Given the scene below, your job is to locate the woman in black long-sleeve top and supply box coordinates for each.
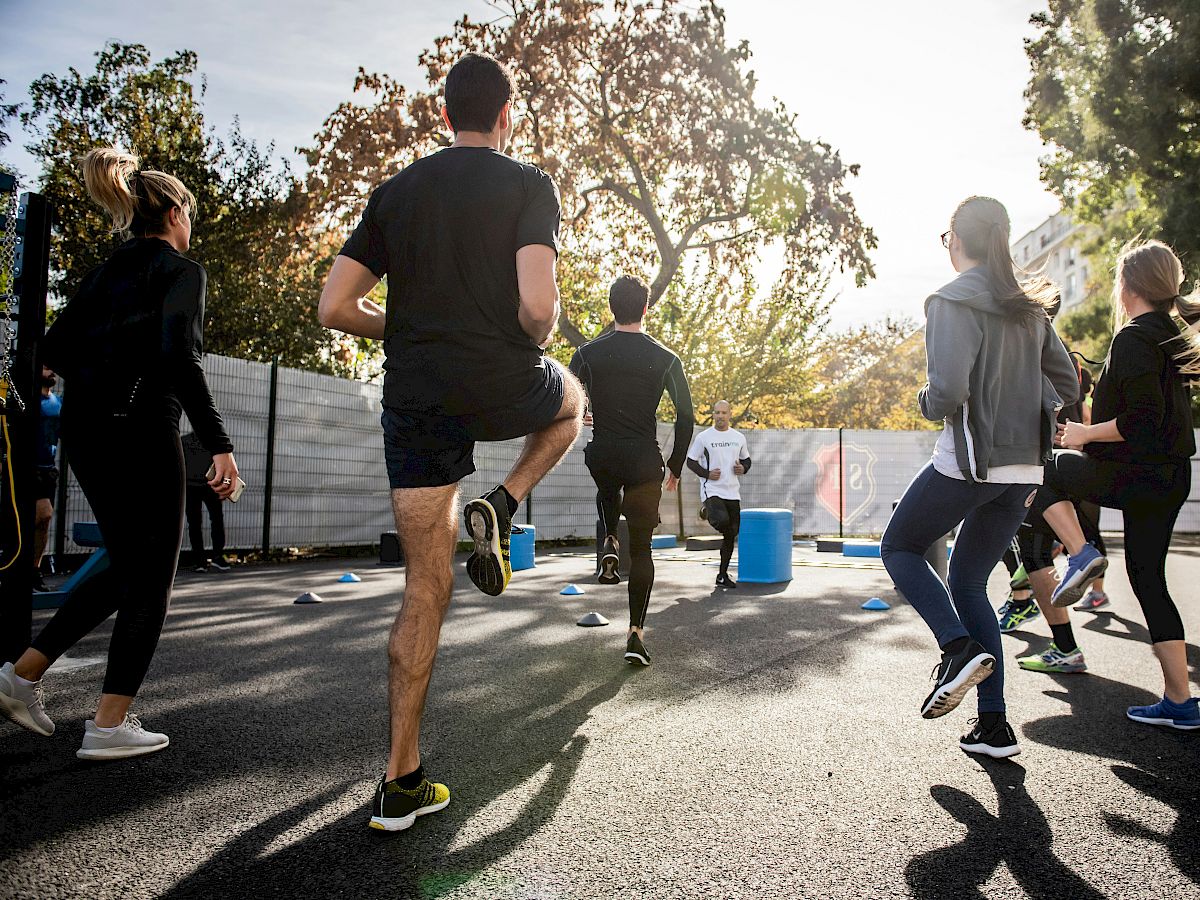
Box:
[0,148,239,759]
[1029,239,1199,731]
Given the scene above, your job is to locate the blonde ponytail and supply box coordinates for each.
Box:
[1114,239,1200,378]
[80,147,197,237]
[82,147,140,233]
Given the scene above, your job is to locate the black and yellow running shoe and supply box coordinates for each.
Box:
[464,487,513,596]
[369,775,450,832]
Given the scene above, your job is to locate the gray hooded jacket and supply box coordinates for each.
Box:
[919,266,1079,482]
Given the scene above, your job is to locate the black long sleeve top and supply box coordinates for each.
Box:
[42,238,233,454]
[1086,310,1195,464]
[568,330,695,477]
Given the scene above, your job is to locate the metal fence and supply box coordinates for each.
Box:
[48,353,1200,555]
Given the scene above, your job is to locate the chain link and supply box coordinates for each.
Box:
[0,166,24,412]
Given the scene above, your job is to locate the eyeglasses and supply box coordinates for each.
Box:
[940,230,952,249]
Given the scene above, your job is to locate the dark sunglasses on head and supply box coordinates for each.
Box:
[940,230,952,249]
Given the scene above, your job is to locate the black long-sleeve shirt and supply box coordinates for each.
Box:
[42,238,233,454]
[1086,310,1195,464]
[568,330,694,476]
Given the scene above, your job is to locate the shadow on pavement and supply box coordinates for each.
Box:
[906,761,1105,899]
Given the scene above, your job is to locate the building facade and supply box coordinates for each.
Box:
[1010,211,1092,313]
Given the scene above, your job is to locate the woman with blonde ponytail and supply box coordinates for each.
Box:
[0,148,239,759]
[881,196,1079,760]
[1028,239,1199,731]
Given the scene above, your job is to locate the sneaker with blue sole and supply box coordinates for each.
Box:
[997,597,1041,634]
[1051,543,1107,608]
[1127,697,1200,731]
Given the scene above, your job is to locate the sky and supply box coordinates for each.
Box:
[0,0,1059,328]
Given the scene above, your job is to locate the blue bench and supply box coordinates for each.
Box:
[32,522,109,610]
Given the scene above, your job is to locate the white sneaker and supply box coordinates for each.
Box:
[0,661,55,736]
[77,714,169,760]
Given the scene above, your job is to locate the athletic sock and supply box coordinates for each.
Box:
[1050,622,1078,653]
[1010,593,1034,608]
[395,765,425,790]
[942,636,971,656]
[496,485,519,517]
[978,711,1006,732]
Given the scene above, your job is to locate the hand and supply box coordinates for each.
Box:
[733,462,745,476]
[209,452,240,500]
[708,468,722,481]
[665,472,679,492]
[582,411,593,426]
[1058,421,1090,451]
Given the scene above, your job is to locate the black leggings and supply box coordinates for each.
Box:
[32,417,185,696]
[705,497,741,575]
[585,439,663,628]
[186,482,225,562]
[1017,500,1105,573]
[1029,450,1190,642]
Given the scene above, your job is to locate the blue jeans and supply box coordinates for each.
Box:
[881,463,1037,714]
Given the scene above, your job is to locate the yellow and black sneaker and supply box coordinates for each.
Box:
[369,774,450,832]
[464,486,513,596]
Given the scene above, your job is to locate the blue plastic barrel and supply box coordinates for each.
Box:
[510,525,536,571]
[736,508,793,583]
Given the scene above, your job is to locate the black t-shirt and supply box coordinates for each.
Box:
[339,147,561,415]
[1086,311,1196,464]
[568,331,695,477]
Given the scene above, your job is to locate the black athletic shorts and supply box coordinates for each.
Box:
[382,358,565,489]
[35,466,58,501]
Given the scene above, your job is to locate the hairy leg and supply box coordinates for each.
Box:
[503,360,585,502]
[386,484,459,780]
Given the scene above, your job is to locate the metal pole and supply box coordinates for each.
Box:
[1,192,51,664]
[525,489,532,525]
[261,355,279,555]
[837,427,844,539]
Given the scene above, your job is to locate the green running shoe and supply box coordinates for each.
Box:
[1017,643,1087,674]
[997,597,1040,633]
[1009,564,1030,592]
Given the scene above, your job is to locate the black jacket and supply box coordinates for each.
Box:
[42,238,232,454]
[1087,311,1195,464]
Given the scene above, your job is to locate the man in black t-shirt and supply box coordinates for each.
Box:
[317,52,584,834]
[569,276,694,667]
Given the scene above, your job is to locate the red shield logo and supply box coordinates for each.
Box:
[812,441,878,528]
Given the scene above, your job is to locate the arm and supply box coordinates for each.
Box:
[516,245,559,346]
[161,263,239,498]
[1059,417,1122,450]
[318,256,385,340]
[1059,330,1161,450]
[733,434,750,475]
[663,357,695,478]
[685,457,710,479]
[1041,323,1080,409]
[918,297,983,421]
[569,349,592,426]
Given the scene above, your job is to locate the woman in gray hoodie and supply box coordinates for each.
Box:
[881,196,1078,759]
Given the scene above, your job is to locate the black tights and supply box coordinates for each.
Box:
[1029,450,1190,643]
[31,417,185,696]
[185,482,225,562]
[586,440,664,629]
[704,497,741,576]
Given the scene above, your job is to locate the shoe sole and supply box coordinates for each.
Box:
[77,738,169,760]
[1073,602,1112,613]
[0,690,54,737]
[624,651,650,666]
[1051,557,1108,608]
[959,740,1022,759]
[999,613,1040,634]
[598,553,620,585]
[921,653,995,719]
[1126,711,1200,731]
[369,796,450,832]
[1017,661,1087,674]
[464,499,508,597]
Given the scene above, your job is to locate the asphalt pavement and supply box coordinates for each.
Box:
[2,538,1197,899]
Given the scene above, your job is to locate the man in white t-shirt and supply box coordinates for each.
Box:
[686,400,752,588]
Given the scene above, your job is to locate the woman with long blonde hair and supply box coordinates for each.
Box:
[881,196,1079,759]
[1030,238,1198,730]
[0,148,239,758]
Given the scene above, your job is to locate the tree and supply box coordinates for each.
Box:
[1024,1,1200,266]
[0,80,20,152]
[304,0,876,351]
[20,43,335,371]
[813,318,936,431]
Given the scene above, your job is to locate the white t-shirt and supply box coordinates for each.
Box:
[932,423,1043,485]
[687,426,749,501]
